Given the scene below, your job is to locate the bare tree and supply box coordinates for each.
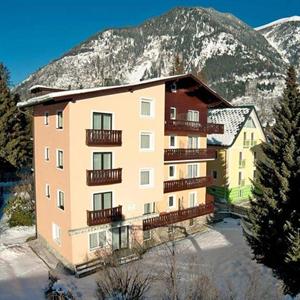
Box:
[96,264,153,300]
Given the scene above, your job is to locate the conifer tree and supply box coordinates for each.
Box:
[0,63,32,169]
[246,66,300,295]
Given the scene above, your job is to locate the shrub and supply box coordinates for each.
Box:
[8,209,34,227]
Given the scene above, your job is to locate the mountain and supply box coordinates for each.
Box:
[15,7,292,122]
[256,16,300,77]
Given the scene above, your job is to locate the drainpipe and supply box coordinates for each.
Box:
[18,107,37,239]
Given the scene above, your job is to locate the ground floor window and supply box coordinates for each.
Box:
[112,226,129,251]
[89,231,107,250]
[52,223,61,245]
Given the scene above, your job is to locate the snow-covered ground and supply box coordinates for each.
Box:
[0,218,48,300]
[0,218,292,299]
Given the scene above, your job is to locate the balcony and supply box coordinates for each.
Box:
[239,159,246,168]
[86,168,122,186]
[206,123,224,134]
[164,148,216,161]
[243,140,250,148]
[251,140,257,147]
[143,194,214,230]
[164,176,213,193]
[87,206,122,226]
[239,179,245,186]
[165,119,223,135]
[86,129,122,146]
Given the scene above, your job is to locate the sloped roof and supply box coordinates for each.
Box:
[17,73,232,108]
[207,106,253,147]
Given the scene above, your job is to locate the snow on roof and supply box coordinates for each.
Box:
[17,73,231,108]
[255,16,300,31]
[207,107,252,147]
[28,85,66,92]
[18,74,188,108]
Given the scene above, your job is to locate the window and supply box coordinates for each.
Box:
[212,170,217,179]
[45,184,50,198]
[52,223,61,244]
[243,132,247,142]
[144,202,155,215]
[140,132,154,150]
[187,110,199,122]
[239,152,243,161]
[44,147,50,161]
[140,169,153,187]
[168,195,175,208]
[253,170,257,179]
[93,152,112,170]
[170,136,176,148]
[238,189,243,198]
[245,117,256,128]
[143,230,151,241]
[140,99,154,117]
[89,231,107,250]
[170,107,176,120]
[253,151,257,160]
[187,164,198,178]
[57,150,63,169]
[93,112,112,130]
[112,226,129,250]
[57,190,64,210]
[93,192,112,210]
[44,112,49,125]
[188,136,199,149]
[238,171,243,186]
[189,192,197,207]
[169,165,175,178]
[56,111,63,129]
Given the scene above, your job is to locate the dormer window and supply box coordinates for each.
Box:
[171,82,177,93]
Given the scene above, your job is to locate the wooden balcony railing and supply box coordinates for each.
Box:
[164,148,216,161]
[165,119,206,133]
[86,129,122,146]
[86,168,122,186]
[239,159,246,169]
[164,176,213,193]
[206,123,224,134]
[143,195,214,230]
[165,119,224,134]
[87,206,122,226]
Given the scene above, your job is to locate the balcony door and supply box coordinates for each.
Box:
[93,192,112,211]
[187,164,198,178]
[93,152,112,170]
[187,110,199,122]
[188,136,199,149]
[93,112,112,130]
[112,226,129,251]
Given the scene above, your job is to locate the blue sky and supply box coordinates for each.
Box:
[1,0,299,85]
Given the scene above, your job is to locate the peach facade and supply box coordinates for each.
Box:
[31,75,227,269]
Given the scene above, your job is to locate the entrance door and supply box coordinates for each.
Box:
[93,152,112,170]
[112,226,129,251]
[93,112,112,130]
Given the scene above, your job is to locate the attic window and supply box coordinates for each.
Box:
[245,117,256,128]
[171,82,177,93]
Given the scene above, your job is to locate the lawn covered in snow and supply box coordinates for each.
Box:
[0,217,291,299]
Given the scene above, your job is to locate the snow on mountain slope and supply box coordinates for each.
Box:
[15,7,293,124]
[257,16,300,75]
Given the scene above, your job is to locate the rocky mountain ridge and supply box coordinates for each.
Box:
[15,8,300,123]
